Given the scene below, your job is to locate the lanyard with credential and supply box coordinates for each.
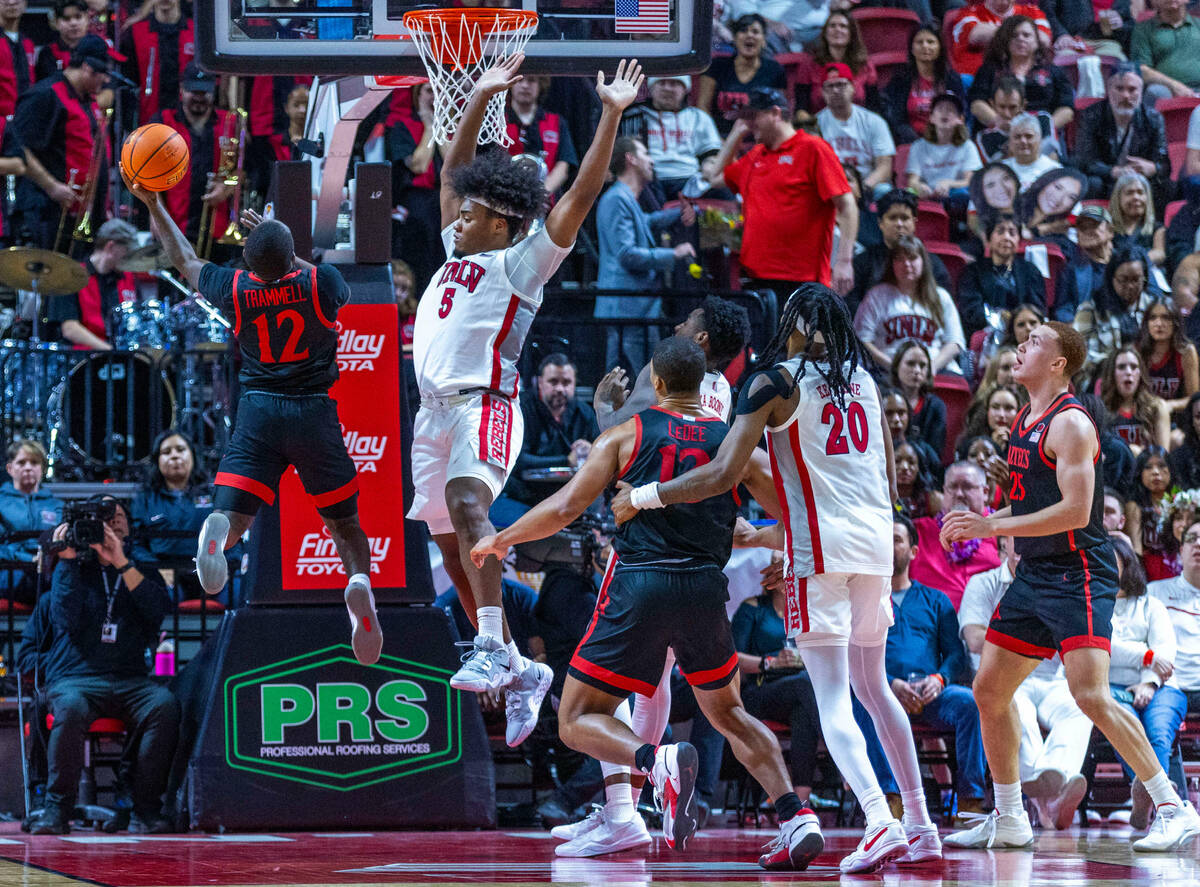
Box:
[100,569,121,643]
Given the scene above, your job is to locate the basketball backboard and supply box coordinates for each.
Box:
[198,1,712,76]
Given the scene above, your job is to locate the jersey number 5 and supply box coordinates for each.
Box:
[821,402,869,455]
[438,287,455,318]
[658,443,711,482]
[250,309,309,363]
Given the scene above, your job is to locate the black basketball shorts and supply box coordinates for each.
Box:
[214,391,359,519]
[568,558,738,698]
[987,544,1118,659]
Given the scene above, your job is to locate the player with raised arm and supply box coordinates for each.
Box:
[408,55,644,747]
[470,336,823,868]
[611,284,941,874]
[940,321,1200,851]
[123,180,380,666]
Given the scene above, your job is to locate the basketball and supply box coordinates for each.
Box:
[120,123,189,192]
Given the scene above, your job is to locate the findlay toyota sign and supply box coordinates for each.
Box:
[223,645,462,791]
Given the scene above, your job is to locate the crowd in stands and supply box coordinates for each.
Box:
[6,0,1200,838]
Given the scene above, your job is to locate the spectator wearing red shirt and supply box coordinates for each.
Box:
[709,86,857,307]
[950,0,1052,79]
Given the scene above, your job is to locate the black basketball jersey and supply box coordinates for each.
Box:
[228,265,344,394]
[1006,391,1108,558]
[614,406,737,569]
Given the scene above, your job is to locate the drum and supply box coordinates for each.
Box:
[0,339,73,442]
[51,351,175,469]
[111,299,170,350]
[170,298,231,350]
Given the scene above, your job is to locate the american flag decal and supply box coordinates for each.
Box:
[615,0,671,34]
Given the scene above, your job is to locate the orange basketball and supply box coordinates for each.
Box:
[120,123,189,192]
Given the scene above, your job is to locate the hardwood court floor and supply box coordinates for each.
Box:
[0,822,1196,887]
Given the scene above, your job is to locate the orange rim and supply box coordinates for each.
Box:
[403,9,538,67]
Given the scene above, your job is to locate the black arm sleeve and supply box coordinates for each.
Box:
[735,367,793,415]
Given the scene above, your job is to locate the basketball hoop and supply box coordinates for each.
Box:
[402,9,539,147]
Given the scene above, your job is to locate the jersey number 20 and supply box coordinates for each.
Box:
[250,309,310,363]
[822,402,869,455]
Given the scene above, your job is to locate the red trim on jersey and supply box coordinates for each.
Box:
[248,267,303,285]
[231,270,243,337]
[310,266,335,329]
[788,422,824,573]
[491,295,520,395]
[682,652,739,687]
[1060,634,1111,654]
[1080,547,1094,635]
[569,654,659,697]
[649,406,721,421]
[766,438,796,580]
[311,475,359,507]
[215,471,276,505]
[985,627,1056,659]
[618,415,642,478]
[1019,391,1072,436]
[1035,404,1100,469]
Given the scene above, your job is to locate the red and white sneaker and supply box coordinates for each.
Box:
[898,822,942,863]
[839,819,908,874]
[647,743,699,850]
[758,809,824,870]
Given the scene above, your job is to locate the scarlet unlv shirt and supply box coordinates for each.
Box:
[950,3,1052,75]
[723,130,849,285]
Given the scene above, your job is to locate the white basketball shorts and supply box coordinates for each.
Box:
[406,392,524,535]
[784,569,893,648]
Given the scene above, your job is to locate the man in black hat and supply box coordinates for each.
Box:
[707,85,858,307]
[8,33,121,252]
[150,62,238,258]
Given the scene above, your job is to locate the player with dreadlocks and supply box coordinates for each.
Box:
[612,283,942,874]
[408,54,644,749]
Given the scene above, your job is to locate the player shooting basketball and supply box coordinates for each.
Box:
[407,55,644,747]
[121,169,382,668]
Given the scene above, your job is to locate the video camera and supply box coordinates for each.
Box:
[61,499,118,553]
[513,513,617,576]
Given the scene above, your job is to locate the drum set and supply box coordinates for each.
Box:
[0,245,236,480]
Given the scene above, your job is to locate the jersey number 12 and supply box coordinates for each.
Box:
[250,309,310,363]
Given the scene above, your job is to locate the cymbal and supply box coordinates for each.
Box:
[117,242,170,273]
[0,247,89,295]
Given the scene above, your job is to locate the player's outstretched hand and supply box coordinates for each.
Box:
[596,59,644,112]
[611,480,636,525]
[594,368,629,411]
[939,509,991,549]
[470,535,506,568]
[240,208,265,231]
[475,53,525,98]
[120,163,158,208]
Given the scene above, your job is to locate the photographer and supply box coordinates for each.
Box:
[26,497,178,835]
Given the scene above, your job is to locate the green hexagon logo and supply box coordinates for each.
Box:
[223,644,462,791]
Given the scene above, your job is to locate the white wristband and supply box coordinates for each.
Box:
[629,482,665,510]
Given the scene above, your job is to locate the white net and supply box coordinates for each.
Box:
[404,10,539,147]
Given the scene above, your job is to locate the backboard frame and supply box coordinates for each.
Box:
[196,1,713,77]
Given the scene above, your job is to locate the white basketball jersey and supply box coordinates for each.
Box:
[413,227,549,398]
[766,358,892,577]
[700,370,732,422]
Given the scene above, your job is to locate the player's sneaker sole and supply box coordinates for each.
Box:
[196,513,230,595]
[506,661,552,747]
[345,578,382,665]
[659,743,699,851]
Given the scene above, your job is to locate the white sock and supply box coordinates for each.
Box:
[994,781,1023,817]
[348,572,370,588]
[799,644,892,827]
[506,639,526,672]
[902,788,932,827]
[604,780,636,823]
[476,606,503,642]
[1143,770,1181,811]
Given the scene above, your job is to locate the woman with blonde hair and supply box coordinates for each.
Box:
[1109,172,1166,268]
